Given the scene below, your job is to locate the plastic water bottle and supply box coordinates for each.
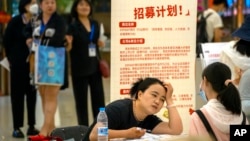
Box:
[97,107,108,141]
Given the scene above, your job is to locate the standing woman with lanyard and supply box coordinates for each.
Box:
[66,0,106,126]
[26,0,67,138]
[3,0,39,138]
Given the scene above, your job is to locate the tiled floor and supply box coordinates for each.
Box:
[0,76,111,141]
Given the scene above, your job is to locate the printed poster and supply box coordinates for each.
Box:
[110,0,197,133]
[200,42,228,69]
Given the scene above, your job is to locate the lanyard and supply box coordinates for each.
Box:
[40,15,53,35]
[40,22,46,35]
[89,24,94,42]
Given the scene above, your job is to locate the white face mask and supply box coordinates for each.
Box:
[29,4,39,15]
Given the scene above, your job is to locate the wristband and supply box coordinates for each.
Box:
[166,104,176,108]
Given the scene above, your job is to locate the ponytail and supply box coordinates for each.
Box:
[218,82,241,114]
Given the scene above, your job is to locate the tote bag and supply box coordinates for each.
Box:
[35,45,65,86]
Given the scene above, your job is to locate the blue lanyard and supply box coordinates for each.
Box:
[40,22,46,35]
[89,24,94,42]
[40,15,53,35]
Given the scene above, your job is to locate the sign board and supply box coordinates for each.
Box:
[111,0,197,133]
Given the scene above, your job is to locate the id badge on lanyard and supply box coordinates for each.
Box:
[88,24,96,57]
[88,42,96,57]
[31,38,41,52]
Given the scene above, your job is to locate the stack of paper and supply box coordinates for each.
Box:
[0,57,10,71]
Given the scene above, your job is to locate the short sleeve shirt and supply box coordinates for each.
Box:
[204,8,223,42]
[82,99,162,141]
[106,98,162,130]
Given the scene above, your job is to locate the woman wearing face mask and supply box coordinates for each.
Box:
[26,0,67,138]
[3,0,39,138]
[189,62,248,141]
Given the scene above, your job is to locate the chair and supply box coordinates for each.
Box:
[50,125,89,141]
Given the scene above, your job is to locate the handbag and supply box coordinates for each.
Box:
[99,58,110,78]
[50,125,89,141]
[35,45,65,85]
[88,23,110,78]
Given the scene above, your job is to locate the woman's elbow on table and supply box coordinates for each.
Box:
[89,132,97,141]
[89,126,98,141]
[154,122,183,135]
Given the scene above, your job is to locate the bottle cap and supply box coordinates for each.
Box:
[99,107,105,111]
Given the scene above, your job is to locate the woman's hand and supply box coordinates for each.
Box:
[126,127,146,139]
[26,38,33,48]
[97,39,105,48]
[98,35,107,48]
[233,67,243,85]
[164,82,174,104]
[65,35,73,51]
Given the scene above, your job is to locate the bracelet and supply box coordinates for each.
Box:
[166,104,176,108]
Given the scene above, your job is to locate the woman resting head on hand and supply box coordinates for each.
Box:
[85,77,183,141]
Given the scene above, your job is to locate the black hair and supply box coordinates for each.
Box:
[38,0,43,3]
[18,0,32,14]
[38,0,57,4]
[70,0,93,19]
[202,62,241,115]
[213,0,229,8]
[130,77,167,99]
[234,39,250,57]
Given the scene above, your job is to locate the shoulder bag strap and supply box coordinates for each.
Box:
[242,111,246,125]
[196,110,217,141]
[205,12,213,19]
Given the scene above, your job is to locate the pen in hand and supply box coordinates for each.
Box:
[146,129,152,133]
[136,127,152,133]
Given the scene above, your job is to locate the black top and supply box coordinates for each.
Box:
[24,12,66,48]
[67,19,101,76]
[3,15,29,67]
[82,99,162,141]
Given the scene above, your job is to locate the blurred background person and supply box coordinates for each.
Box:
[189,62,247,141]
[220,15,250,85]
[26,0,67,137]
[203,0,228,42]
[66,0,106,126]
[3,0,39,138]
[238,69,250,123]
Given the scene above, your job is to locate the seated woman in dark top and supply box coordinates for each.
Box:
[83,77,183,141]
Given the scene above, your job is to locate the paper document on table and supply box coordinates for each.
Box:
[126,133,186,141]
[64,138,75,141]
[0,57,10,71]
